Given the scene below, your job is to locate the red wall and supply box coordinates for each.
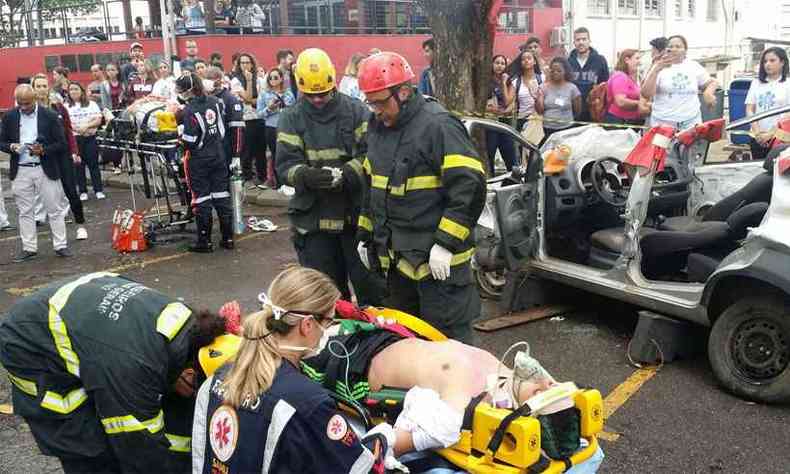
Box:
[0,12,565,109]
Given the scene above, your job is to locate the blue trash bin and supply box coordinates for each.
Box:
[728,78,753,145]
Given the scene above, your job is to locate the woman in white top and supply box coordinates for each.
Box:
[152,60,177,102]
[506,50,542,132]
[338,53,366,102]
[641,35,718,130]
[66,82,105,200]
[745,47,790,160]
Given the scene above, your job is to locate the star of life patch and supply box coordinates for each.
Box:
[326,414,348,441]
[209,405,239,462]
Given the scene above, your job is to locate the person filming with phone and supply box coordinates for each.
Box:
[641,34,718,130]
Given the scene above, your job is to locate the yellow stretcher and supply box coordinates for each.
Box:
[365,307,604,474]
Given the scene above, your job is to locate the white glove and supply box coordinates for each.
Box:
[428,244,453,281]
[357,241,370,270]
[230,157,241,173]
[363,423,409,473]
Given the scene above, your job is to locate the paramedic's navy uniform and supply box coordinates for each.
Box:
[194,361,381,473]
[0,272,194,473]
[181,94,234,248]
[216,87,245,166]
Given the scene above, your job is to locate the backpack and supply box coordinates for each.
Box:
[587,82,608,123]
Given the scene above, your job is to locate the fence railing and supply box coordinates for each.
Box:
[1,0,545,48]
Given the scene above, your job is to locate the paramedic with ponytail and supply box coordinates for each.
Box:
[192,265,415,473]
[177,73,234,252]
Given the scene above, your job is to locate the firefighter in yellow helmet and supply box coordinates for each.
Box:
[275,48,385,306]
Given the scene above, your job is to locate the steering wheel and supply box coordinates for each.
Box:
[590,157,630,207]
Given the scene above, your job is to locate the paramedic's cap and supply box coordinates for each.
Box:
[130,42,144,52]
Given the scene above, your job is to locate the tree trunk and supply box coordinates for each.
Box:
[417,0,495,116]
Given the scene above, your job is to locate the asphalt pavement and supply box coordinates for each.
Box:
[0,183,788,474]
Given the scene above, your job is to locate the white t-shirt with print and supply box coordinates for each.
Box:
[745,78,790,132]
[67,101,102,135]
[650,59,710,124]
[231,76,266,121]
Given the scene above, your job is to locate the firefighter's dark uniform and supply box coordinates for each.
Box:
[358,91,486,343]
[193,361,384,473]
[181,94,233,247]
[276,92,385,305]
[215,87,245,166]
[0,272,195,473]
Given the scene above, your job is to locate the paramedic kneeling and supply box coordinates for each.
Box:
[193,266,462,473]
[356,53,486,343]
[0,272,227,473]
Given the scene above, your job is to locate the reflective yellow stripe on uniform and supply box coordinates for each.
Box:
[442,154,484,175]
[40,388,88,414]
[48,272,118,377]
[396,248,475,280]
[8,373,37,397]
[287,164,306,186]
[277,132,304,149]
[347,158,364,178]
[389,176,441,196]
[362,158,371,175]
[102,410,164,435]
[306,148,345,163]
[165,433,191,453]
[358,215,373,232]
[354,122,368,142]
[371,175,389,190]
[319,219,345,231]
[438,216,471,241]
[156,302,192,341]
[379,255,391,271]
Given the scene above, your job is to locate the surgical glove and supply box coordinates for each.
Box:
[358,241,370,270]
[428,244,453,281]
[299,167,335,190]
[229,157,241,174]
[362,423,409,473]
[394,386,462,451]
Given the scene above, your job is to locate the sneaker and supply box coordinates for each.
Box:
[12,250,37,263]
[79,193,88,201]
[95,192,106,200]
[54,248,73,258]
[220,239,234,250]
[76,227,88,240]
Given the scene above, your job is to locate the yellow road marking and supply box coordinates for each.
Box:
[5,230,281,297]
[598,367,658,443]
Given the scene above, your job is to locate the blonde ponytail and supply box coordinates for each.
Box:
[221,265,341,408]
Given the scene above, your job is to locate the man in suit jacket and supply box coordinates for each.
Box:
[0,84,71,262]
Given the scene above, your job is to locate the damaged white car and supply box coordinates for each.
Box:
[467,107,790,404]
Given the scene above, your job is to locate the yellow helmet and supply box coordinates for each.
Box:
[198,334,242,376]
[294,48,337,94]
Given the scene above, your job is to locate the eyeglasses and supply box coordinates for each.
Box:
[365,92,394,110]
[239,60,252,65]
[269,75,281,81]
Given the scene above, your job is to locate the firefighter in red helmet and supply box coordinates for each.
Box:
[356,52,486,343]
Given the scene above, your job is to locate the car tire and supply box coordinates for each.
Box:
[474,268,506,300]
[708,293,790,403]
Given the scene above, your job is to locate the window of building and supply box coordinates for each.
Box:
[588,0,610,16]
[113,25,120,33]
[674,0,683,17]
[618,0,638,16]
[644,0,662,17]
[706,0,717,20]
[688,0,696,17]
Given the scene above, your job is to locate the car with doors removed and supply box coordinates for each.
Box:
[467,106,790,404]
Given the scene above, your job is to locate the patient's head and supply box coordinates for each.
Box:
[221,265,340,408]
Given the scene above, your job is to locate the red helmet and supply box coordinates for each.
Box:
[358,52,416,94]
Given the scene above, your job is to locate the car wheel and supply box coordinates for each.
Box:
[708,293,790,403]
[474,268,506,300]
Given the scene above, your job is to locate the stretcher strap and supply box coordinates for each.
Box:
[486,403,532,457]
[462,392,487,431]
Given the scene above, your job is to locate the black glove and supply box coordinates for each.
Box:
[341,163,361,193]
[298,167,335,190]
